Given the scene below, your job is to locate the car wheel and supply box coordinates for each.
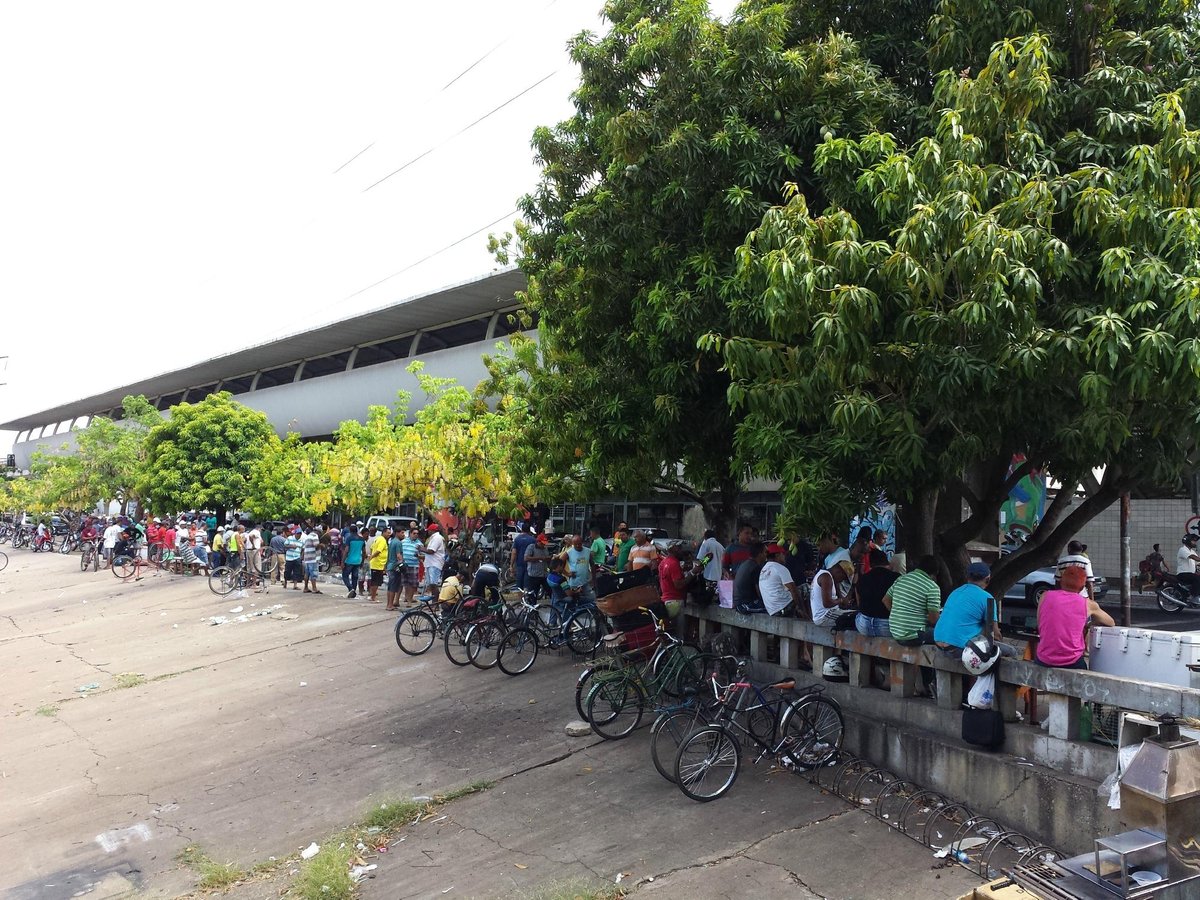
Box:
[1030,584,1049,605]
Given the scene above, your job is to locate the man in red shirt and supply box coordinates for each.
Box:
[659,541,698,618]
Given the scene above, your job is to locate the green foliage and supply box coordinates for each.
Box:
[711,0,1200,578]
[19,395,160,513]
[140,392,275,514]
[243,433,330,521]
[176,845,246,891]
[507,0,903,531]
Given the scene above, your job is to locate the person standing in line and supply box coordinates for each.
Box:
[225,524,241,570]
[269,527,287,584]
[512,525,535,592]
[211,526,226,568]
[696,528,724,590]
[524,533,552,601]
[566,534,595,603]
[588,524,607,572]
[385,525,406,611]
[658,541,698,618]
[340,528,362,600]
[303,526,322,594]
[102,518,123,568]
[424,523,447,588]
[613,529,635,571]
[284,528,304,590]
[628,530,659,571]
[364,526,386,601]
[399,525,424,607]
[246,522,264,574]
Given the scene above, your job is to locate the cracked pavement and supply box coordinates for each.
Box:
[2,552,978,900]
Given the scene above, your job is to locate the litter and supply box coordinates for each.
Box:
[514,863,527,870]
[350,864,377,882]
[76,683,101,693]
[299,682,308,687]
[300,843,320,860]
[209,616,228,626]
[365,826,382,834]
[441,889,453,894]
[229,606,243,613]
[273,612,300,620]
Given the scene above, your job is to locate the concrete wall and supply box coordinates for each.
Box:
[1071,496,1196,579]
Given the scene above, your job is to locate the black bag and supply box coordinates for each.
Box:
[962,708,1005,749]
[595,566,654,598]
[831,610,859,632]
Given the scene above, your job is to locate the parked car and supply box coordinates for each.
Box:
[366,515,418,534]
[1000,566,1109,633]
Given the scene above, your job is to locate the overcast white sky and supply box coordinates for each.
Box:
[0,1,739,457]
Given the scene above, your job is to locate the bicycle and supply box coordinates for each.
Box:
[393,583,470,656]
[463,592,528,669]
[583,610,708,739]
[113,549,173,582]
[79,540,100,572]
[0,549,7,572]
[670,657,844,802]
[208,564,269,596]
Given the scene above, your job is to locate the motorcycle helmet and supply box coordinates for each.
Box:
[822,656,849,682]
[962,635,1001,675]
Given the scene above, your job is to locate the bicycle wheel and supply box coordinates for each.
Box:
[497,626,539,675]
[208,566,237,596]
[657,643,703,698]
[394,610,437,655]
[675,725,741,802]
[443,621,473,666]
[586,677,645,740]
[575,657,622,721]
[564,608,603,656]
[781,695,845,770]
[112,555,136,580]
[467,621,505,669]
[651,708,707,783]
[0,550,7,572]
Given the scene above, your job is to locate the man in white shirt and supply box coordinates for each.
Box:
[1178,535,1200,597]
[758,543,800,616]
[1057,539,1095,601]
[696,529,724,585]
[102,520,123,566]
[424,523,447,587]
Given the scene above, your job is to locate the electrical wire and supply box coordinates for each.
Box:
[342,208,519,301]
[361,70,560,193]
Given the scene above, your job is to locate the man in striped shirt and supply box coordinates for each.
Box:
[885,555,942,645]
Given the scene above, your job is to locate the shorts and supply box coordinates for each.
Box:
[285,559,302,581]
[305,562,318,579]
[402,568,419,589]
[370,569,385,587]
[387,570,402,593]
[425,565,442,586]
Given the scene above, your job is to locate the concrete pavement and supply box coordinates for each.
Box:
[1,551,978,899]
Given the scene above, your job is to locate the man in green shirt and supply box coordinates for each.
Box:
[614,529,635,571]
[589,524,608,570]
[885,555,942,645]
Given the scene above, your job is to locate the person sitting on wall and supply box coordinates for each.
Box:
[1036,564,1115,669]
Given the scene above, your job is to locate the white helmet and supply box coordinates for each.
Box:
[822,656,848,682]
[962,635,1000,675]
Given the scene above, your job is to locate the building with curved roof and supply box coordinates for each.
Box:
[3,269,529,470]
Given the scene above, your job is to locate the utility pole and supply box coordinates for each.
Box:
[1121,491,1132,627]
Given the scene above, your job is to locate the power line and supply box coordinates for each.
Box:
[343,208,518,301]
[361,70,559,193]
[441,0,562,91]
[332,142,375,174]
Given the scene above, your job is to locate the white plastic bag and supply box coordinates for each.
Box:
[967,671,996,709]
[718,579,734,609]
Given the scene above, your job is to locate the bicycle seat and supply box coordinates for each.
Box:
[602,631,624,644]
[768,678,796,691]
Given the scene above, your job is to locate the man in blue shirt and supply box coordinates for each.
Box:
[385,526,406,610]
[933,561,1017,657]
[566,534,595,603]
[399,526,424,607]
[511,525,536,591]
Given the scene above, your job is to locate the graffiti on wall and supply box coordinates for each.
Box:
[850,498,897,556]
[999,453,1046,538]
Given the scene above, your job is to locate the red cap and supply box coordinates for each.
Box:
[426,523,440,532]
[766,543,786,555]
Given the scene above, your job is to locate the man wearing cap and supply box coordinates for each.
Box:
[424,523,447,588]
[1177,535,1200,598]
[212,526,226,568]
[1057,539,1095,602]
[1036,564,1114,669]
[934,562,1017,656]
[810,538,854,626]
[759,543,801,616]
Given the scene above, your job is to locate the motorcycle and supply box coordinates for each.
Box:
[1156,573,1200,613]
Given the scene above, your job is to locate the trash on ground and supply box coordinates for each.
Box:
[300,842,320,860]
[350,864,377,882]
[365,826,382,834]
[299,682,307,687]
[76,682,101,693]
[229,606,243,613]
[514,863,527,870]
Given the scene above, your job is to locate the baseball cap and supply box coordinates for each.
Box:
[766,543,786,554]
[967,561,991,580]
[427,523,441,532]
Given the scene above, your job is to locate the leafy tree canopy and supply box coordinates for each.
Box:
[701,0,1200,587]
[243,433,331,521]
[503,0,908,535]
[140,392,275,514]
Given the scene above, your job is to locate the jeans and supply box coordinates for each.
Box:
[342,564,357,593]
[525,574,546,602]
[515,566,526,590]
[856,613,890,637]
